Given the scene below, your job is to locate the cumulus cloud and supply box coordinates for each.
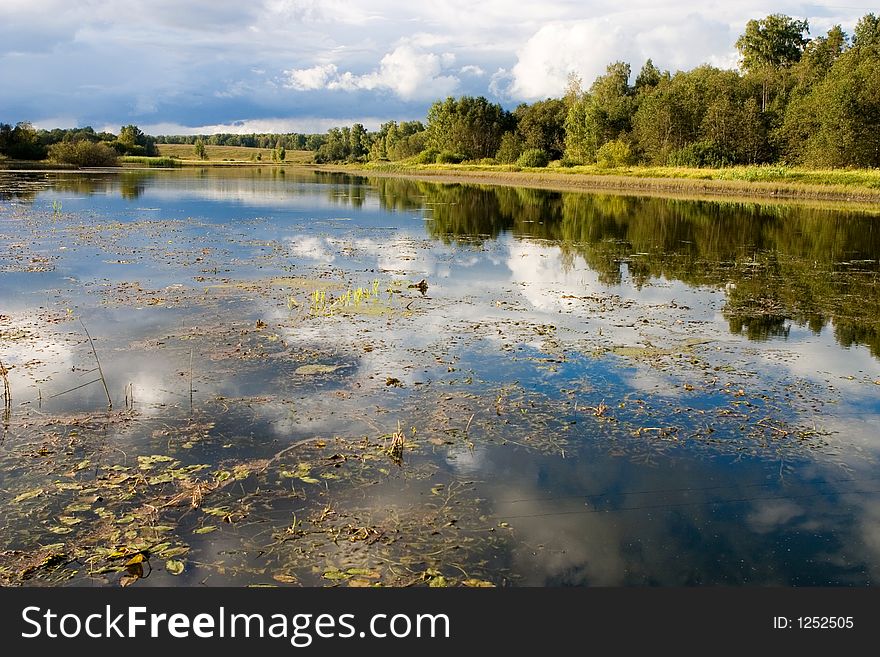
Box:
[459,64,485,77]
[285,63,340,90]
[284,44,459,100]
[509,13,733,100]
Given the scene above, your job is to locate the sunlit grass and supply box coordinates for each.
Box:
[157,143,313,164]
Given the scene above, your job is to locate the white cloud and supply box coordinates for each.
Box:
[137,116,388,135]
[459,64,485,77]
[284,44,459,100]
[285,63,339,90]
[509,12,733,100]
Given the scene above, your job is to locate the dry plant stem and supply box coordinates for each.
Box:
[80,320,112,409]
[0,356,10,408]
[189,348,194,411]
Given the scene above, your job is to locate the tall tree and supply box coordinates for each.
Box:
[564,62,635,163]
[736,14,810,110]
[853,13,880,51]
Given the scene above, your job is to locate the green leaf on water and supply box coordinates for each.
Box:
[322,569,350,581]
[194,526,217,534]
[138,454,175,470]
[165,559,185,576]
[12,488,43,503]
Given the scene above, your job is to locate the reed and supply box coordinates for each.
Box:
[80,320,112,409]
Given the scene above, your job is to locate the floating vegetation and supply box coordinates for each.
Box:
[1,169,879,587]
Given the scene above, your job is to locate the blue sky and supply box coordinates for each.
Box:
[0,1,872,135]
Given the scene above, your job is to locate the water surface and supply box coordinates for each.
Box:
[1,168,879,586]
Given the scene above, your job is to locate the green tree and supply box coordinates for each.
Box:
[495,131,524,163]
[789,43,880,167]
[115,124,158,156]
[426,96,513,160]
[514,98,567,159]
[853,13,880,51]
[348,124,368,160]
[632,66,764,164]
[194,138,207,160]
[736,14,810,110]
[564,62,634,163]
[0,122,47,160]
[736,14,810,71]
[635,59,664,94]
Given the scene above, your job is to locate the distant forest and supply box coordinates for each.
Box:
[2,13,878,169]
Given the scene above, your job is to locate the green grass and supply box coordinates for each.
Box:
[361,159,880,189]
[336,159,880,203]
[157,143,313,164]
[119,156,179,168]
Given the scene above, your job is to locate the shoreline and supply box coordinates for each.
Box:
[315,164,880,207]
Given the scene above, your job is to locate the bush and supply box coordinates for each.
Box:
[49,141,119,167]
[435,150,465,164]
[415,148,440,164]
[667,140,734,168]
[596,140,634,169]
[516,148,549,167]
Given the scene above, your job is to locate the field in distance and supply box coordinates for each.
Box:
[157,143,313,164]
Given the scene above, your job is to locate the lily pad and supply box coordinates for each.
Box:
[165,559,185,576]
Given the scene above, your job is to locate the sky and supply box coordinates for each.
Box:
[0,0,873,135]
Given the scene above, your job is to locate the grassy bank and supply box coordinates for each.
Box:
[320,161,880,204]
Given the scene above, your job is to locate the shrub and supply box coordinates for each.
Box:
[596,140,634,169]
[415,148,440,164]
[49,141,118,167]
[667,140,734,168]
[516,148,549,167]
[435,150,465,164]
